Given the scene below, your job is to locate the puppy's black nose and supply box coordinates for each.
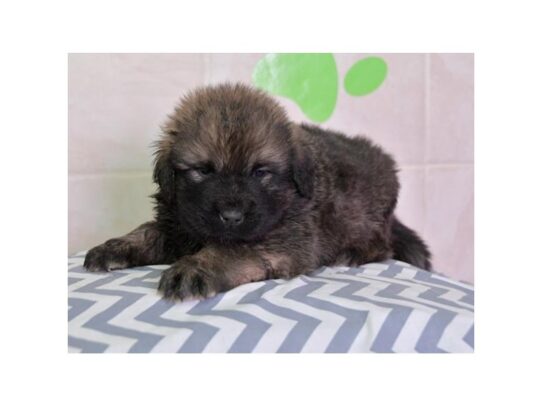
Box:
[219,209,244,226]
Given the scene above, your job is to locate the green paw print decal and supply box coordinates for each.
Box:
[252,53,387,123]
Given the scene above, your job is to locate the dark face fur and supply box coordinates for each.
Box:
[153,84,312,244]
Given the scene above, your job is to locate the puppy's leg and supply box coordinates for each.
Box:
[83,222,171,272]
[158,244,314,301]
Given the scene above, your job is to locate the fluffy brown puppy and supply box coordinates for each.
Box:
[84,83,431,301]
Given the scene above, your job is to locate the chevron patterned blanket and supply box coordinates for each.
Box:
[68,253,474,353]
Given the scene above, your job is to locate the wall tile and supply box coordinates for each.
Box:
[68,173,155,254]
[395,167,425,238]
[427,54,474,163]
[328,53,426,166]
[424,165,474,283]
[68,53,205,174]
[206,53,265,84]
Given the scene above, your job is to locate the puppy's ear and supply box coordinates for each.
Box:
[290,142,315,199]
[152,138,175,203]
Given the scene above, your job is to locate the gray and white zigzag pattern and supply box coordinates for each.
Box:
[68,253,474,353]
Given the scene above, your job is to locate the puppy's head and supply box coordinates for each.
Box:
[153,83,313,243]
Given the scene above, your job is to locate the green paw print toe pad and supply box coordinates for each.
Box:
[344,56,387,96]
[252,53,387,123]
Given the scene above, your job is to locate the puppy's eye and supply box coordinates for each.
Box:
[252,168,271,178]
[187,166,214,181]
[194,167,213,176]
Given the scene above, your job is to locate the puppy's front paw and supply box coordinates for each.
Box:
[158,257,221,301]
[83,239,132,272]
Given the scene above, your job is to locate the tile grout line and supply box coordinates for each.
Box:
[400,162,474,170]
[69,171,153,179]
[422,53,431,238]
[69,163,474,179]
[203,53,212,85]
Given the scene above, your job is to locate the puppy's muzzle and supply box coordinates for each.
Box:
[219,209,244,227]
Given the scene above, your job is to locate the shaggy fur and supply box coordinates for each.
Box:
[84,83,431,301]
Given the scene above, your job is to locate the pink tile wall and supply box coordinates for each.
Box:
[68,53,474,283]
[424,165,474,283]
[427,54,474,164]
[69,54,206,173]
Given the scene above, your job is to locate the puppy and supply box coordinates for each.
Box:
[84,83,431,301]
